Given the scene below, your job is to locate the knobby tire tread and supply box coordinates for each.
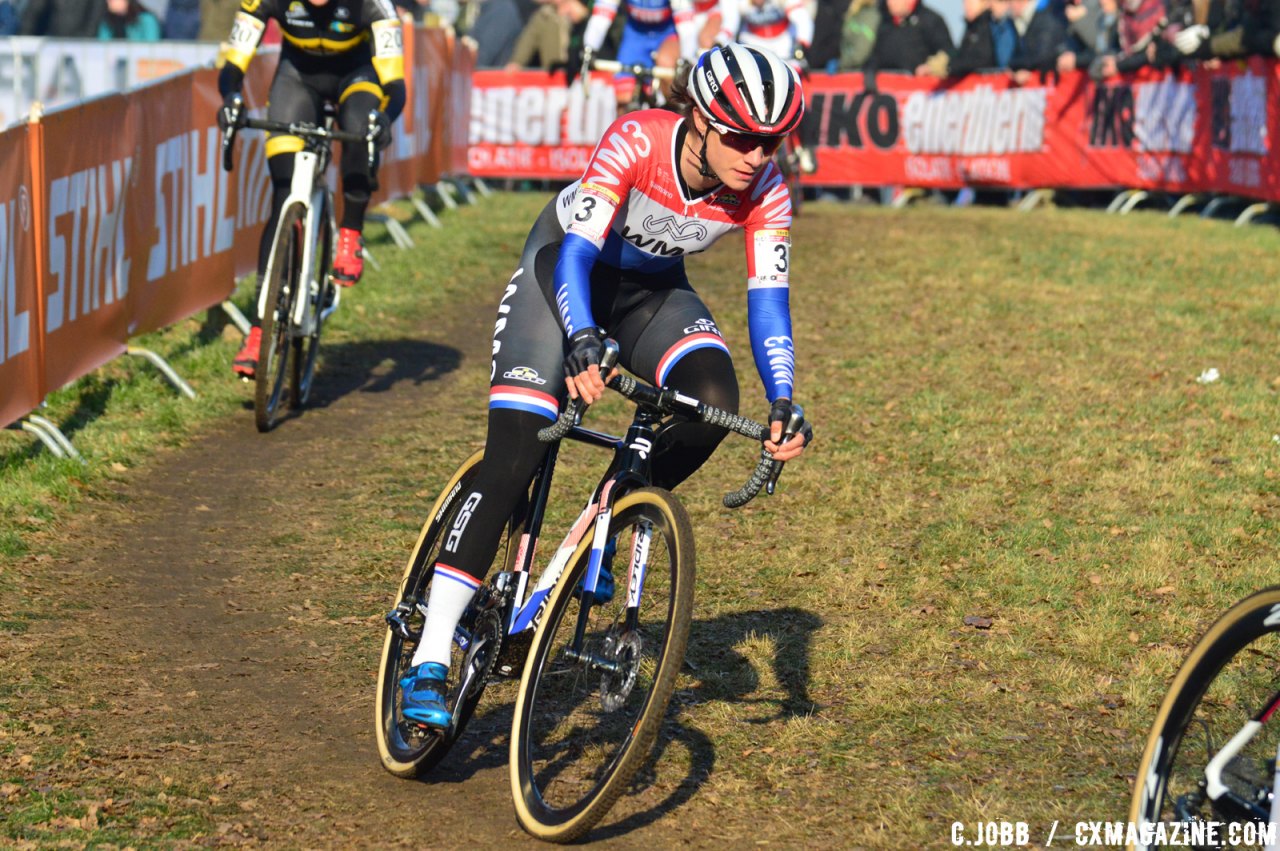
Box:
[509,487,696,843]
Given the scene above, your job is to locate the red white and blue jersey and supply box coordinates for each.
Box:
[554,108,796,402]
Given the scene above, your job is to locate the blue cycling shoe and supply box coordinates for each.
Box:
[399,662,452,730]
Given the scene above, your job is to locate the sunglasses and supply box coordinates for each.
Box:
[713,125,785,155]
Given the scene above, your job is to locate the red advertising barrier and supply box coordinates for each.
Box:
[127,72,238,336]
[0,125,44,429]
[469,69,618,178]
[35,94,135,393]
[6,24,465,435]
[802,60,1280,195]
[448,34,476,177]
[467,60,1280,201]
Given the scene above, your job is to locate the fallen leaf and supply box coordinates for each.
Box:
[963,615,994,629]
[111,462,128,473]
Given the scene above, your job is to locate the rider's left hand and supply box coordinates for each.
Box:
[764,397,812,462]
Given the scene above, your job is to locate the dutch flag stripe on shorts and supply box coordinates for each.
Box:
[656,333,730,386]
[489,385,560,421]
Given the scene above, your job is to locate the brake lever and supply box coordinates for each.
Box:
[220,94,244,173]
[366,109,379,172]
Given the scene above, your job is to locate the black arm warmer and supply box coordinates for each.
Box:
[218,63,246,97]
[382,78,406,123]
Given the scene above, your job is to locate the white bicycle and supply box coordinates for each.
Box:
[220,97,379,431]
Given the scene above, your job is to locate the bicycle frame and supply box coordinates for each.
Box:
[452,410,661,695]
[254,146,341,336]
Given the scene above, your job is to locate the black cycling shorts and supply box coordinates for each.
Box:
[489,197,737,422]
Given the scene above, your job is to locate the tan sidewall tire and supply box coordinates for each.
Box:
[509,487,695,842]
[375,450,484,776]
[1127,586,1280,849]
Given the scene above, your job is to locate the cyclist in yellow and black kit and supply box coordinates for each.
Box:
[218,0,406,378]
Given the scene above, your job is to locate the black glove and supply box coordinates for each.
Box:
[369,110,393,151]
[768,397,814,447]
[564,327,604,379]
[218,92,245,134]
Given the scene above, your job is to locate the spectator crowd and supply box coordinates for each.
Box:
[1,0,1275,80]
[0,0,429,40]
[461,0,1280,80]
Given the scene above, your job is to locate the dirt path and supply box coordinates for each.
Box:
[9,297,720,848]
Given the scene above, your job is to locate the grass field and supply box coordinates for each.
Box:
[4,193,1280,847]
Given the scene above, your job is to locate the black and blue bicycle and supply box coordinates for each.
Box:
[374,340,808,842]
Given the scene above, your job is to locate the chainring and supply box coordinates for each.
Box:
[461,609,504,699]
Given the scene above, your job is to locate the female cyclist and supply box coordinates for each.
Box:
[399,43,813,728]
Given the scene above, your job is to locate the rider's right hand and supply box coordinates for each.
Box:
[564,327,607,405]
[218,92,246,134]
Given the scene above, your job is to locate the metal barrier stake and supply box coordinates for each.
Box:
[470,177,492,197]
[412,191,443,228]
[1235,202,1272,227]
[1118,190,1149,215]
[435,182,459,211]
[222,300,252,336]
[125,346,197,399]
[25,414,83,461]
[1168,193,1202,218]
[365,211,415,251]
[10,419,67,459]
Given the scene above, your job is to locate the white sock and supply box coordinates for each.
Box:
[410,563,483,670]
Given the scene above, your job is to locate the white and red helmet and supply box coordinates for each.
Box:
[689,43,804,137]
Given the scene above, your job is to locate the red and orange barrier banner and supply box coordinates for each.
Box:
[0,124,44,430]
[4,24,473,431]
[467,59,1280,202]
[36,94,135,394]
[128,72,240,337]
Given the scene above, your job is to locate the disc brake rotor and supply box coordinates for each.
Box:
[599,630,642,712]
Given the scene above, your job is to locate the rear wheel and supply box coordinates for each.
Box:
[255,202,305,432]
[1129,586,1280,850]
[375,450,524,777]
[291,205,333,409]
[510,487,695,842]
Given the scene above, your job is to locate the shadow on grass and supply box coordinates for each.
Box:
[401,606,821,841]
[241,337,464,418]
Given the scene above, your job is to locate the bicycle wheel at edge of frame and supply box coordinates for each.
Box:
[254,201,306,432]
[375,449,486,778]
[1127,585,1280,850]
[290,199,334,410]
[509,486,696,843]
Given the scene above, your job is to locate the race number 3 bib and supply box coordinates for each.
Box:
[751,228,790,288]
[566,183,620,247]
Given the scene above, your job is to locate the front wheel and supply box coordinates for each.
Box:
[255,202,306,432]
[375,450,524,777]
[510,487,695,843]
[1129,586,1280,850]
[291,207,334,410]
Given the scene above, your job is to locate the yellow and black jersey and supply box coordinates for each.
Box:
[224,0,404,84]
